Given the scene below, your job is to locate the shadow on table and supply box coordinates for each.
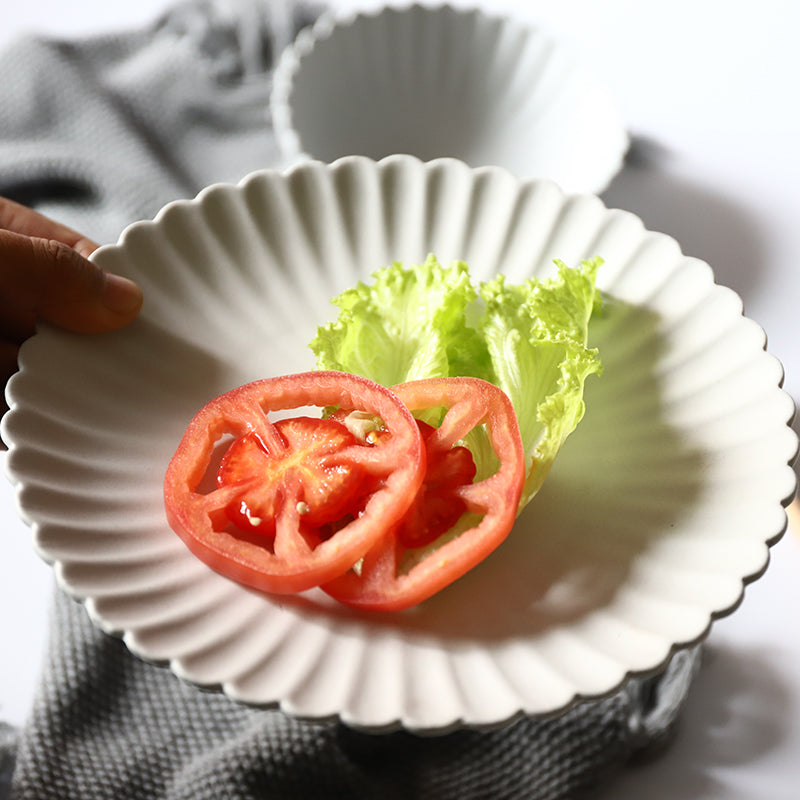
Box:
[601,135,768,306]
[592,641,795,799]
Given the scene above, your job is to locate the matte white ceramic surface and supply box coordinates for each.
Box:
[271,3,628,194]
[3,156,796,732]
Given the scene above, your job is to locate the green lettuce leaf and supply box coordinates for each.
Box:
[310,254,486,388]
[309,254,602,511]
[478,258,603,504]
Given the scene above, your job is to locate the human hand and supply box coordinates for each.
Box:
[0,195,143,417]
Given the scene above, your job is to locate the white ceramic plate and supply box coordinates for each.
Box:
[271,3,628,194]
[3,156,796,733]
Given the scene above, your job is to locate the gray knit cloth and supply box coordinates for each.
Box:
[0,2,700,798]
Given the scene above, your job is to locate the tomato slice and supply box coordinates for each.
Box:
[394,420,477,549]
[216,419,374,537]
[321,377,525,612]
[164,371,425,594]
[324,415,478,549]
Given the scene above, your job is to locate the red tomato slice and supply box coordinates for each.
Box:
[324,415,478,549]
[321,377,525,612]
[164,371,425,594]
[394,420,477,549]
[216,419,374,537]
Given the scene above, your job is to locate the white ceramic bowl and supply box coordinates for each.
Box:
[271,3,629,194]
[3,155,796,733]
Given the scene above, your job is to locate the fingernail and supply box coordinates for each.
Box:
[102,272,143,316]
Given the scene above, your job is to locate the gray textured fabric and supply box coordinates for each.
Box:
[0,2,701,798]
[6,591,699,800]
[0,0,305,244]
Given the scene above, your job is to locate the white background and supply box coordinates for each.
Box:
[1,1,799,798]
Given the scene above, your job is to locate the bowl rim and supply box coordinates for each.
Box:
[269,2,630,194]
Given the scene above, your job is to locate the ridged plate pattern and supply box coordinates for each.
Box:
[3,155,796,733]
[271,3,628,194]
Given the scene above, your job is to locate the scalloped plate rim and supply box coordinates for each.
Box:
[2,154,796,733]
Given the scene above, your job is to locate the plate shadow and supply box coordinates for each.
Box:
[601,135,767,305]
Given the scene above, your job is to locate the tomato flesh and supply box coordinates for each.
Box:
[327,415,479,549]
[217,418,374,537]
[322,377,525,612]
[165,371,525,611]
[164,371,426,595]
[396,420,476,549]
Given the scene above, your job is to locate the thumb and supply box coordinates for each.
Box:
[0,229,142,333]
